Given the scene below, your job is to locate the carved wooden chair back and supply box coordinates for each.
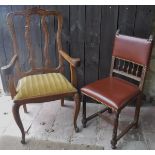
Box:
[110,31,153,91]
[7,7,63,80]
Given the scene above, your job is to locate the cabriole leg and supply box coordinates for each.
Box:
[73,93,81,132]
[12,103,26,144]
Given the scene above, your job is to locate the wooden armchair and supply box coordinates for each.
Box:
[81,30,153,149]
[1,7,81,144]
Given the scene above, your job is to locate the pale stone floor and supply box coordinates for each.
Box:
[0,95,155,150]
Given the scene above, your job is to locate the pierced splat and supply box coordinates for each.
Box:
[25,15,35,69]
[41,16,51,68]
[6,7,64,78]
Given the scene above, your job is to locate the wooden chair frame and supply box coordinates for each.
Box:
[82,30,153,149]
[1,7,81,144]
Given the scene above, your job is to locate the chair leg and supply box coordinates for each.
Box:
[23,105,28,113]
[73,93,81,132]
[82,95,87,128]
[134,94,141,128]
[111,111,120,149]
[12,103,26,144]
[61,98,64,107]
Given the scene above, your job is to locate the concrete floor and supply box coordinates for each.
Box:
[0,95,155,150]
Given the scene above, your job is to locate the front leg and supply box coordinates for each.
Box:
[73,93,81,132]
[12,103,26,144]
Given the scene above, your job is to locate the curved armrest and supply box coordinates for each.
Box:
[1,55,18,75]
[59,50,80,67]
[1,55,18,98]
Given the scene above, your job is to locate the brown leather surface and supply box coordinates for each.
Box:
[113,34,152,65]
[81,77,140,110]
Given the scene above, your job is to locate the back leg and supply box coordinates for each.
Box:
[61,98,64,106]
[23,105,28,113]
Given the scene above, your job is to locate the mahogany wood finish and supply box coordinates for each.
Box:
[1,7,81,144]
[81,30,153,149]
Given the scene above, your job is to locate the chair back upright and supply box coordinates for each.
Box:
[110,31,153,90]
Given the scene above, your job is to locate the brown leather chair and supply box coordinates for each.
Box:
[81,30,153,149]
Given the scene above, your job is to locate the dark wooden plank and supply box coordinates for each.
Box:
[0,6,8,93]
[53,5,70,80]
[134,6,155,38]
[70,6,85,89]
[0,6,13,65]
[118,6,137,35]
[99,6,118,79]
[84,6,101,85]
[0,6,13,93]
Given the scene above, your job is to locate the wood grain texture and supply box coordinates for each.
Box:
[85,6,101,84]
[0,6,13,93]
[99,6,118,79]
[70,6,85,89]
[134,6,155,38]
[118,6,137,35]
[0,5,155,92]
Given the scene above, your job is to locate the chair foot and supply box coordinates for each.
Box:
[75,127,79,133]
[82,119,87,128]
[111,139,117,149]
[21,139,26,144]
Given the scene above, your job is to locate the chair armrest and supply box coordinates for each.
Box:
[59,50,80,67]
[1,55,18,98]
[1,55,18,75]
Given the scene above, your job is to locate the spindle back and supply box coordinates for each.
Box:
[110,32,153,90]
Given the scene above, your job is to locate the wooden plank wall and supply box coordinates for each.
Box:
[0,5,155,93]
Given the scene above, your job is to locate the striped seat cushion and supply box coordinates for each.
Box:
[14,73,77,101]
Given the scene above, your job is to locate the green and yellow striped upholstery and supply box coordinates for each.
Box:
[14,73,77,101]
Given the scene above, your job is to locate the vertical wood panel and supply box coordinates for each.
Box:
[99,6,118,79]
[54,6,70,80]
[118,5,137,35]
[70,6,85,89]
[134,6,155,38]
[85,6,101,84]
[0,6,13,93]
